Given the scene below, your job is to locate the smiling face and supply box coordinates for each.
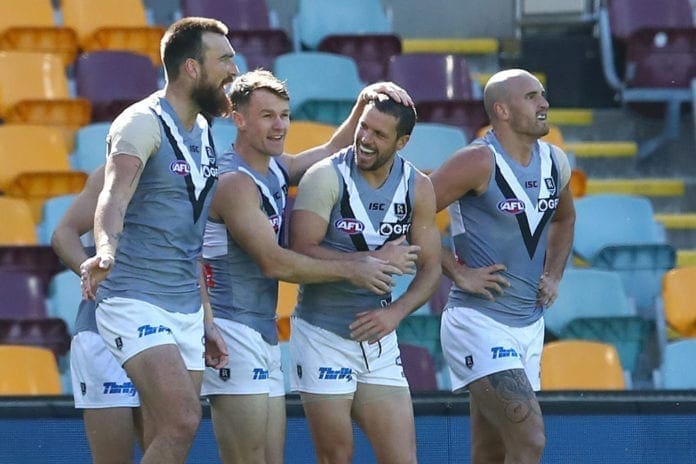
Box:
[190,32,238,118]
[235,88,290,157]
[353,103,410,173]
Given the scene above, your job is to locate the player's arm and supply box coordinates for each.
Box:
[280,81,414,183]
[349,173,442,343]
[51,166,105,275]
[538,147,576,307]
[290,161,418,274]
[198,259,228,368]
[211,171,396,294]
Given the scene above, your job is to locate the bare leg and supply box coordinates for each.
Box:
[209,394,270,463]
[83,407,138,464]
[468,369,545,464]
[301,393,354,464]
[351,383,417,464]
[124,345,202,464]
[265,395,287,464]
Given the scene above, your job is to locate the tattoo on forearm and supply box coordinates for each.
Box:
[488,369,541,424]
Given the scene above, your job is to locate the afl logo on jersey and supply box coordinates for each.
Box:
[335,218,365,235]
[170,160,191,176]
[498,199,526,215]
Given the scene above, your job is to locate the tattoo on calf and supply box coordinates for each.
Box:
[488,369,541,424]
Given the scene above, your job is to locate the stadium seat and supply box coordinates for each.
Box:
[398,122,467,173]
[0,270,48,319]
[318,34,402,84]
[0,52,92,137]
[0,318,71,358]
[0,245,65,295]
[0,0,79,65]
[662,266,696,338]
[46,270,81,335]
[292,0,393,51]
[284,121,337,155]
[658,339,696,389]
[0,198,38,245]
[70,122,111,173]
[0,125,87,222]
[387,53,488,138]
[541,340,626,390]
[0,345,62,395]
[181,0,292,71]
[37,194,76,245]
[399,343,438,391]
[61,0,165,66]
[598,0,696,159]
[273,52,364,125]
[75,50,159,122]
[573,194,676,315]
[546,268,649,373]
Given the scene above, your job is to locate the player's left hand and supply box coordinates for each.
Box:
[537,272,560,308]
[204,321,229,369]
[349,308,402,344]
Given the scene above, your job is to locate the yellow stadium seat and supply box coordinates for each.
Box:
[541,340,626,390]
[285,121,338,155]
[569,168,587,198]
[62,0,165,66]
[0,197,38,245]
[0,125,87,222]
[0,0,79,65]
[0,345,62,395]
[663,266,696,338]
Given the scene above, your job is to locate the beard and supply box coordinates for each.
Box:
[191,77,232,119]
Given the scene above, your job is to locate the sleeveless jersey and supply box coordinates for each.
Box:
[295,147,416,338]
[97,93,219,314]
[447,131,562,326]
[202,149,289,345]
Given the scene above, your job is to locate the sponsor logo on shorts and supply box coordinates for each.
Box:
[102,381,137,396]
[219,368,231,381]
[335,218,365,235]
[491,346,519,359]
[318,367,353,382]
[253,368,269,380]
[498,199,525,215]
[465,355,474,369]
[137,324,172,338]
[395,355,402,367]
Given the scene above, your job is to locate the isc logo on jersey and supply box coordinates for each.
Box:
[170,160,191,176]
[335,218,365,235]
[498,199,525,215]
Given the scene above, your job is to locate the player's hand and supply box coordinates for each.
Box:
[537,272,560,308]
[350,308,402,344]
[375,235,420,275]
[204,321,228,369]
[359,81,414,107]
[451,263,510,301]
[79,254,114,300]
[349,257,401,295]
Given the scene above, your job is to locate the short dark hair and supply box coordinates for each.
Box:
[229,69,290,112]
[161,17,228,81]
[370,98,417,138]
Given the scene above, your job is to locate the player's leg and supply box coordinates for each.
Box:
[301,393,355,464]
[209,394,269,463]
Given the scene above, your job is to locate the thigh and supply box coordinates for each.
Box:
[209,394,270,463]
[352,383,417,464]
[467,369,544,450]
[265,395,287,464]
[300,392,355,461]
[83,407,138,464]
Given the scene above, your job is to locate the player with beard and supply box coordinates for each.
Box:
[430,69,575,463]
[80,17,235,463]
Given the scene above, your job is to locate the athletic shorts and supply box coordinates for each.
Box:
[201,318,285,398]
[71,331,140,409]
[441,307,544,392]
[96,297,205,370]
[289,316,408,395]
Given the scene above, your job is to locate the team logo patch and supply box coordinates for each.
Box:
[206,146,216,165]
[297,365,303,379]
[170,159,191,176]
[80,382,87,395]
[269,214,282,232]
[497,198,526,215]
[465,355,474,369]
[544,177,556,194]
[219,368,231,381]
[115,337,123,351]
[335,218,365,235]
[394,203,407,220]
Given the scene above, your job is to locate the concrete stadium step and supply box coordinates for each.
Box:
[401,38,499,55]
[676,249,696,267]
[655,214,696,251]
[547,108,593,126]
[586,178,685,197]
[565,141,638,159]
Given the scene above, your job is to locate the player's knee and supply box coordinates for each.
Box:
[513,427,545,463]
[317,443,353,464]
[164,403,202,441]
